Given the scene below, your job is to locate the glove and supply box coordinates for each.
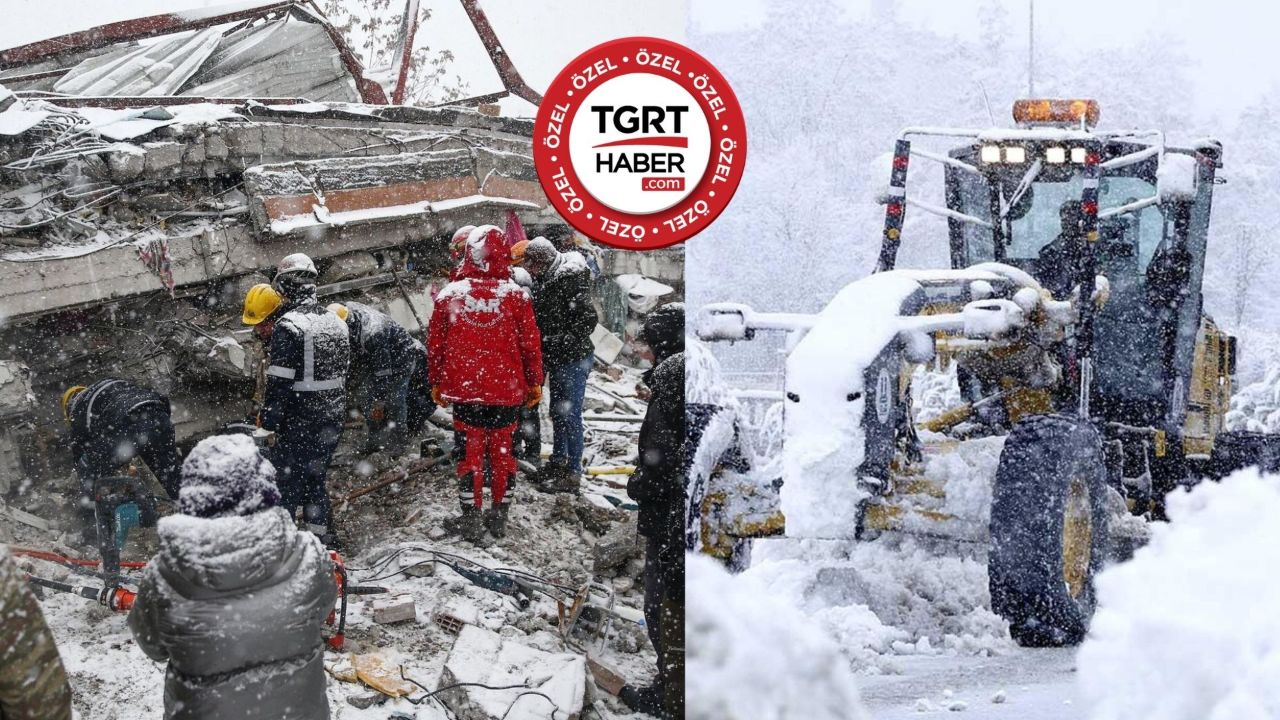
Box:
[524,385,543,408]
[432,386,450,408]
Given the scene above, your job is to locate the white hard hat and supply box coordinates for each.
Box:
[276,253,317,278]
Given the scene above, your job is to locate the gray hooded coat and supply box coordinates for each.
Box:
[128,507,336,720]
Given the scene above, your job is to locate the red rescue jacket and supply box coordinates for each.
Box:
[428,227,543,406]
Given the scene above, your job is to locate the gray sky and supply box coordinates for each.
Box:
[0,0,686,115]
[691,0,1280,125]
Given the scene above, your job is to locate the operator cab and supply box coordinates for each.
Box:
[877,99,1222,430]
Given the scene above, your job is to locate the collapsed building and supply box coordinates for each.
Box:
[0,0,683,494]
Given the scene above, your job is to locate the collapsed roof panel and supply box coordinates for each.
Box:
[180,19,360,101]
[0,1,385,105]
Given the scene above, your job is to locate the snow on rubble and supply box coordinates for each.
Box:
[1079,468,1280,720]
[10,364,659,720]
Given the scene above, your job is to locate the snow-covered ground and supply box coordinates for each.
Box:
[7,366,659,720]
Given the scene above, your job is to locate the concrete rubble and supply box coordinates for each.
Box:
[0,2,682,491]
[0,5,680,718]
[439,625,587,720]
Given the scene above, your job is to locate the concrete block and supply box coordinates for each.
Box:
[141,141,183,175]
[224,125,263,157]
[261,124,285,157]
[205,132,228,159]
[105,143,146,182]
[370,592,416,624]
[183,140,206,166]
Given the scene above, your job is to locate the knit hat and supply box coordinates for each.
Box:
[639,302,685,361]
[178,434,281,518]
[523,237,558,266]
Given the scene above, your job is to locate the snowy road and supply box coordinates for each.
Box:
[859,648,1082,719]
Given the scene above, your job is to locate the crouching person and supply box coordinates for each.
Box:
[128,434,336,720]
[428,226,543,542]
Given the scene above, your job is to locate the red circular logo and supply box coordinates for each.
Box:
[534,37,747,250]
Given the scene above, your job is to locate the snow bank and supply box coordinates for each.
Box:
[1225,364,1280,433]
[1079,468,1280,720]
[747,538,1011,674]
[686,553,870,720]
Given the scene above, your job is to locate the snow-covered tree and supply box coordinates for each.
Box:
[318,0,468,104]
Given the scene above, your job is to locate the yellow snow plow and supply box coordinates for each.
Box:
[691,99,1254,647]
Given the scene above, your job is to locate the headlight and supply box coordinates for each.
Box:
[1004,147,1027,163]
[1071,147,1087,163]
[1045,146,1066,163]
[980,145,1002,163]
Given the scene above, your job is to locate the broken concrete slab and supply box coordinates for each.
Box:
[370,593,417,625]
[592,515,641,572]
[439,625,585,720]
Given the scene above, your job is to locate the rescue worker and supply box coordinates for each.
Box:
[62,379,181,542]
[128,434,335,720]
[428,225,543,542]
[509,239,541,465]
[242,282,350,547]
[0,547,73,720]
[518,237,599,493]
[327,301,419,455]
[405,336,437,435]
[448,225,476,281]
[622,303,686,719]
[273,252,319,300]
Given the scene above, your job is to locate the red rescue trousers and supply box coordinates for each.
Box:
[454,419,518,509]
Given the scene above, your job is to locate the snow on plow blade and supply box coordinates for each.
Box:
[696,265,1067,549]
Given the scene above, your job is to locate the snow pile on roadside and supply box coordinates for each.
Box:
[1079,468,1280,720]
[686,554,870,720]
[1224,364,1280,433]
[745,537,1011,675]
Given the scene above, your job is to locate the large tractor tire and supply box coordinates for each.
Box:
[989,414,1111,647]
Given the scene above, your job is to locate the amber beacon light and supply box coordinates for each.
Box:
[1012,99,1101,128]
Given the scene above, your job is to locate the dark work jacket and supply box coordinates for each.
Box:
[343,302,418,381]
[67,378,168,467]
[128,508,335,720]
[261,300,350,432]
[627,353,685,594]
[532,254,598,368]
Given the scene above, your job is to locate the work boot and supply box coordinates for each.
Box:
[459,505,484,544]
[532,460,578,494]
[619,683,667,718]
[485,502,510,539]
[526,460,560,489]
[537,466,581,495]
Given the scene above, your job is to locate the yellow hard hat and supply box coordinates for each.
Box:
[62,385,86,421]
[510,240,529,266]
[327,302,349,321]
[242,283,283,325]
